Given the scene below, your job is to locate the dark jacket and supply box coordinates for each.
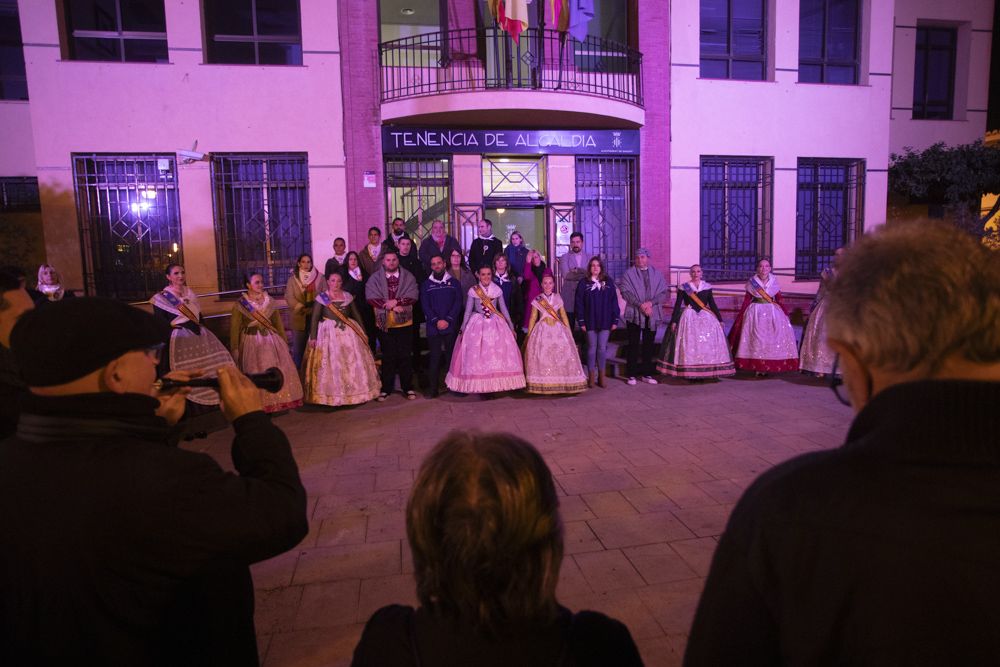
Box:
[686,380,1000,666]
[352,604,643,667]
[324,255,348,279]
[493,272,522,328]
[420,275,463,337]
[469,237,504,273]
[0,343,24,439]
[0,392,308,666]
[504,244,529,278]
[418,235,463,274]
[574,278,620,331]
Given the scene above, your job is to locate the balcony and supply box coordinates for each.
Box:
[379,28,644,112]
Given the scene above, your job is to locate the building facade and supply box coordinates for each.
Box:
[0,0,993,301]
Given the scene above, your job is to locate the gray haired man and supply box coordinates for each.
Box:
[686,222,1000,664]
[618,248,668,385]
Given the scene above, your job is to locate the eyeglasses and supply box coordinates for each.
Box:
[143,343,165,365]
[830,355,850,406]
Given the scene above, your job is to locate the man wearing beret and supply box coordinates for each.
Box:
[0,298,309,666]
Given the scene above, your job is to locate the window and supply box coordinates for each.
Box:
[0,2,27,100]
[576,157,636,280]
[385,157,452,248]
[211,154,311,291]
[700,0,767,81]
[799,0,860,84]
[0,177,39,211]
[483,157,546,200]
[913,26,956,120]
[73,154,182,300]
[62,0,168,62]
[700,156,773,280]
[796,159,863,279]
[204,0,302,65]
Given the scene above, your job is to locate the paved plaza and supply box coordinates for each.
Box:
[185,375,854,666]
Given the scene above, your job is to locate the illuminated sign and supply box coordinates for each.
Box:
[382,127,640,155]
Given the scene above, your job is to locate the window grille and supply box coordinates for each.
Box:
[483,157,546,201]
[211,153,311,291]
[700,0,767,81]
[913,26,956,120]
[73,154,182,300]
[61,0,168,63]
[0,1,27,99]
[799,0,860,84]
[384,158,452,247]
[796,158,864,279]
[575,157,636,280]
[204,0,302,65]
[700,156,773,281]
[0,177,40,212]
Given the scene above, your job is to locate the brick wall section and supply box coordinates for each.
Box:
[338,0,386,250]
[638,8,670,265]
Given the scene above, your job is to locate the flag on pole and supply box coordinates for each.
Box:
[568,0,594,43]
[549,0,570,32]
[489,0,530,43]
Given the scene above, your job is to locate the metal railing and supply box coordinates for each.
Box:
[380,28,643,107]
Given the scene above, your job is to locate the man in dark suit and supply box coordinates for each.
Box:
[468,218,503,273]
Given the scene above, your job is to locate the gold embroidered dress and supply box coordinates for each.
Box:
[303,291,381,406]
[229,292,304,412]
[523,292,587,394]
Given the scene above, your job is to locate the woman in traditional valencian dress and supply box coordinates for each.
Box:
[151,264,235,408]
[303,271,381,406]
[799,249,843,376]
[446,266,526,394]
[284,253,323,367]
[727,258,799,375]
[523,274,588,395]
[35,264,75,305]
[228,273,303,412]
[658,264,735,380]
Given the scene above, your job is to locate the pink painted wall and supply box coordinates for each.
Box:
[339,0,386,251]
[670,0,894,284]
[12,0,347,294]
[0,101,35,175]
[638,1,671,269]
[889,0,993,154]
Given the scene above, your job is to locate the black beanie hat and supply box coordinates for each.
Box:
[10,297,171,387]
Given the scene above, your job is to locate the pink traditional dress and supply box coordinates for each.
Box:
[303,291,381,406]
[727,274,799,373]
[523,292,587,394]
[658,280,735,378]
[229,292,303,412]
[151,286,235,406]
[799,267,838,376]
[446,282,526,393]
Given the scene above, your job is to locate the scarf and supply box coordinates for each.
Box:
[587,276,605,291]
[428,271,452,285]
[495,271,511,286]
[38,283,65,301]
[348,266,362,281]
[297,267,319,288]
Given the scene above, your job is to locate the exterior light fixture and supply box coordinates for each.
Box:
[496,208,506,214]
[401,8,415,15]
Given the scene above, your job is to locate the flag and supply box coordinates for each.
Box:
[568,0,594,43]
[489,0,530,43]
[549,0,570,32]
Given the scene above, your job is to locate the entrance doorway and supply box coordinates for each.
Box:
[486,206,547,265]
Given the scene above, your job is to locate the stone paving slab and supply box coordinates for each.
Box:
[184,374,852,666]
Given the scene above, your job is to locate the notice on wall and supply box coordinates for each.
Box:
[363,170,376,188]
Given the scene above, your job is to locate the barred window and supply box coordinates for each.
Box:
[576,157,636,280]
[204,0,302,65]
[0,177,40,212]
[61,0,168,63]
[384,157,452,248]
[700,0,767,81]
[211,153,311,291]
[73,154,182,300]
[799,0,860,84]
[0,1,27,100]
[796,158,864,279]
[700,156,773,281]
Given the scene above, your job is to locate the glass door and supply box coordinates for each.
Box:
[485,206,548,266]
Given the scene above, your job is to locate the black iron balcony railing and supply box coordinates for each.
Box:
[380,28,643,107]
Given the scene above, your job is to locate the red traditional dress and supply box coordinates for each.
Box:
[727,274,799,373]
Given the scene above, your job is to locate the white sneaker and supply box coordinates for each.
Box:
[626,377,638,386]
[642,376,659,385]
